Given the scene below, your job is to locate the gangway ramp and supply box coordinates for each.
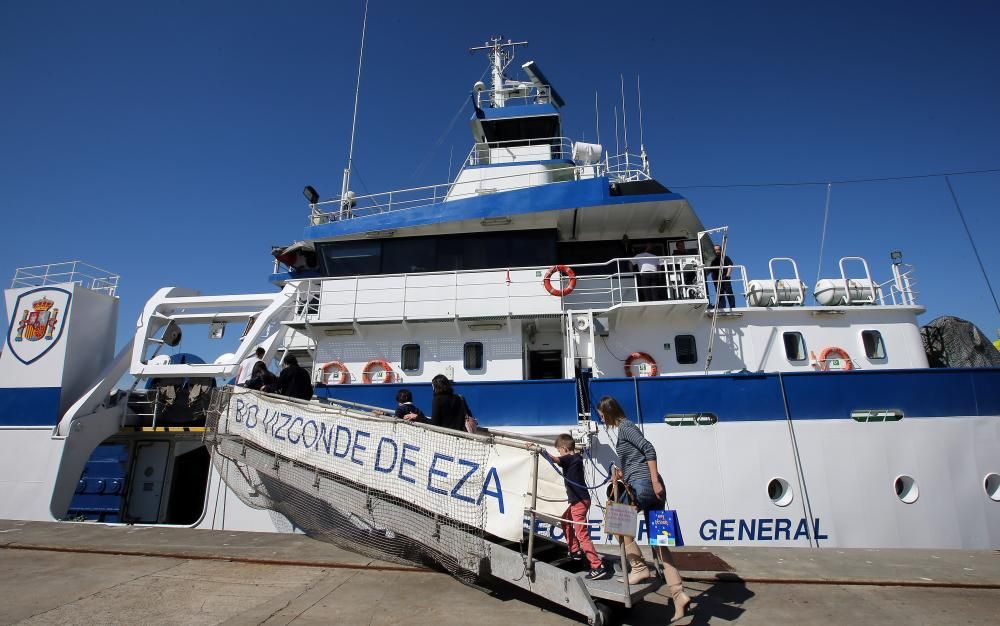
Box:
[205,387,658,625]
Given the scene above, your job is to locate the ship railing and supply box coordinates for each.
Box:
[310,162,596,225]
[464,136,574,167]
[605,152,652,183]
[11,261,119,296]
[476,84,556,109]
[878,262,918,306]
[291,254,711,324]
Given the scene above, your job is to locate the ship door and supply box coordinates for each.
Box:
[528,349,563,379]
[126,441,170,522]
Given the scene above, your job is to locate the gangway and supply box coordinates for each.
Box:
[204,387,660,625]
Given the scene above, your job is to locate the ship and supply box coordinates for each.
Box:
[2,37,998,552]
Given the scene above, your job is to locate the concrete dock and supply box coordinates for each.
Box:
[0,520,998,625]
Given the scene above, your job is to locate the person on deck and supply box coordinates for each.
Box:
[429,374,470,432]
[396,388,428,424]
[236,347,265,386]
[275,354,314,401]
[707,244,736,309]
[245,361,278,393]
[632,243,662,302]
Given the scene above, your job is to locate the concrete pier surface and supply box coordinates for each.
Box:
[0,519,998,625]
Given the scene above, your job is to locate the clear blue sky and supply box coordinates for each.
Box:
[2,0,999,358]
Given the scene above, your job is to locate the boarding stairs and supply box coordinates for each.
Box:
[205,389,658,626]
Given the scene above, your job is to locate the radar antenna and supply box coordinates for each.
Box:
[469,36,528,108]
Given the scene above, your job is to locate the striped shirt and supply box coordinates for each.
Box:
[612,419,658,483]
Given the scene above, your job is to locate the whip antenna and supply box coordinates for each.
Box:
[340,0,370,219]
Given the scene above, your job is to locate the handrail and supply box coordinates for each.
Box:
[12,261,119,296]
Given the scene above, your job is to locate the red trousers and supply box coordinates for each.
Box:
[562,500,601,569]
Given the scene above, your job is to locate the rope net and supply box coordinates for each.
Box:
[921,316,1000,368]
[205,387,499,582]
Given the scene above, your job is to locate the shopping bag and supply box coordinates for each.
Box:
[647,509,684,547]
[604,502,639,537]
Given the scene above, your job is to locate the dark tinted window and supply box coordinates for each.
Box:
[464,342,484,370]
[319,241,382,276]
[675,335,698,364]
[401,344,420,372]
[382,238,436,274]
[862,330,886,359]
[783,332,806,361]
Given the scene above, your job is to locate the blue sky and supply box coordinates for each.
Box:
[2,0,999,358]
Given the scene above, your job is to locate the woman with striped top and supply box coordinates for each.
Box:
[597,396,693,624]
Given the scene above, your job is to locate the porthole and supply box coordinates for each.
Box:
[894,475,919,504]
[767,477,793,507]
[985,474,1000,502]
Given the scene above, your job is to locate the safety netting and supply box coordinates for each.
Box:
[204,387,565,581]
[921,315,1000,368]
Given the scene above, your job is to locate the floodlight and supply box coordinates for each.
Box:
[303,185,320,204]
[890,250,903,265]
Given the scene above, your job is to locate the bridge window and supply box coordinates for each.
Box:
[464,342,484,370]
[401,344,420,372]
[675,335,697,364]
[862,330,886,359]
[783,332,806,362]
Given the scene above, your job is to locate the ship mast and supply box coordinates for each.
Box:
[469,36,528,108]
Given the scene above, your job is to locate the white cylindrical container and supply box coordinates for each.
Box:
[814,279,874,305]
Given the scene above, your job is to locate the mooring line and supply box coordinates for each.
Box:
[0,543,434,574]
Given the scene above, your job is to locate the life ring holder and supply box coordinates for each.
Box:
[624,352,658,377]
[318,360,349,385]
[818,346,854,371]
[543,265,577,297]
[362,359,396,384]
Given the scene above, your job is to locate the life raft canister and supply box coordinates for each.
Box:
[543,265,577,297]
[317,360,349,385]
[818,346,854,371]
[625,352,658,377]
[362,359,396,384]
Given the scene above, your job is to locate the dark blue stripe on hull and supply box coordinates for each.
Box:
[590,368,1000,425]
[0,386,62,426]
[315,379,579,427]
[316,368,1000,427]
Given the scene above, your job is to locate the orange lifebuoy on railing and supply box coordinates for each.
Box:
[625,352,658,377]
[362,359,395,384]
[543,265,577,297]
[818,346,853,371]
[317,360,349,385]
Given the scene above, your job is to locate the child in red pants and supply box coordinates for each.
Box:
[545,434,611,580]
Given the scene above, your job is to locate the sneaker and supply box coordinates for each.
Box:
[585,565,612,581]
[568,550,585,561]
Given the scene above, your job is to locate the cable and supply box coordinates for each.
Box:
[601,335,627,362]
[670,167,1000,190]
[944,176,1000,318]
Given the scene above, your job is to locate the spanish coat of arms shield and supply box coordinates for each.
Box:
[6,287,72,365]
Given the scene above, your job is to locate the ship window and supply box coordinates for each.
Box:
[783,332,807,362]
[675,335,697,364]
[319,240,382,277]
[464,342,484,370]
[862,330,886,359]
[401,344,420,372]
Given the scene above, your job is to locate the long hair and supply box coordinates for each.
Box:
[431,374,453,395]
[597,396,627,427]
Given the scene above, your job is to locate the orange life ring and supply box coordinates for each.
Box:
[818,346,854,371]
[362,359,395,384]
[543,265,577,297]
[625,352,658,377]
[318,360,349,385]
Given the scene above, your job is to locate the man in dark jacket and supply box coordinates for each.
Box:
[276,354,314,401]
[707,244,736,309]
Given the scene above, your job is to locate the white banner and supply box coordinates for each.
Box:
[224,388,566,542]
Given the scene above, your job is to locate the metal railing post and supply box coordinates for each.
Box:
[526,449,540,580]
